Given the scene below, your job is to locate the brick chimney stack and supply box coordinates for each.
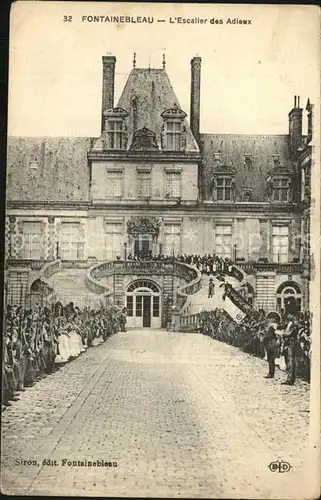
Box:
[101,55,116,132]
[288,95,303,159]
[190,56,202,144]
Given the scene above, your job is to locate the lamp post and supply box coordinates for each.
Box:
[124,242,127,261]
[233,244,237,262]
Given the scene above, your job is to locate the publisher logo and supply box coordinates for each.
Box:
[268,460,292,473]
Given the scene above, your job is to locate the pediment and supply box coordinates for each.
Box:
[129,126,159,151]
[103,107,129,118]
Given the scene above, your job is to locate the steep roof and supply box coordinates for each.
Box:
[7,137,91,202]
[200,133,295,201]
[94,68,199,152]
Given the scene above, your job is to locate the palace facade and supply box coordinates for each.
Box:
[5,54,315,321]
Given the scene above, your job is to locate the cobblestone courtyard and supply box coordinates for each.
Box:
[1,330,312,498]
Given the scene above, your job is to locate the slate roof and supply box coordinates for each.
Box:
[200,133,295,201]
[6,137,91,202]
[93,68,199,152]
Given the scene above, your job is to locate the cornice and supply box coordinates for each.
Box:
[6,199,304,215]
[7,200,91,210]
[87,150,201,163]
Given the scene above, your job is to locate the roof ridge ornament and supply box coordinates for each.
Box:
[162,51,166,69]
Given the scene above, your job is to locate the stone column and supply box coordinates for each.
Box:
[41,218,49,260]
[79,220,86,260]
[48,216,56,260]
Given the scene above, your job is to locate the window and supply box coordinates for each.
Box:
[22,222,42,259]
[153,296,160,317]
[136,296,142,317]
[272,226,289,263]
[272,177,290,202]
[214,177,233,202]
[215,225,232,258]
[107,120,125,149]
[126,296,133,317]
[165,172,181,198]
[304,168,311,200]
[164,224,181,255]
[107,171,123,198]
[137,171,151,198]
[161,107,187,151]
[104,223,123,260]
[60,223,83,260]
[166,120,181,150]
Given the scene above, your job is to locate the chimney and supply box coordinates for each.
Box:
[190,56,201,144]
[288,95,303,158]
[101,55,116,132]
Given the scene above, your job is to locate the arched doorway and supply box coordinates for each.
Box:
[276,281,302,316]
[126,279,161,329]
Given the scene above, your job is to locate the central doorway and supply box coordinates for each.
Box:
[134,234,153,258]
[126,279,161,329]
[142,296,151,327]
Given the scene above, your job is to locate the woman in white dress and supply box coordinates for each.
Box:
[55,318,70,364]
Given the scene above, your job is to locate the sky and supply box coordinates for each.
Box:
[8,2,320,137]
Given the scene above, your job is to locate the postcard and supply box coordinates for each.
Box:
[2,2,320,498]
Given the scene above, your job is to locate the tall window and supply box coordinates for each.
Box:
[107,120,125,149]
[60,223,83,260]
[214,177,233,202]
[104,223,123,260]
[215,225,232,258]
[304,168,311,200]
[22,222,42,259]
[107,171,123,198]
[126,296,133,317]
[272,225,289,263]
[164,224,181,255]
[165,172,181,198]
[137,171,151,198]
[166,120,181,150]
[272,177,290,202]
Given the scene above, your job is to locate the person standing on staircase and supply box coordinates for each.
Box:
[208,278,215,298]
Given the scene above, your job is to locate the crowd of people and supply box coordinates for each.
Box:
[199,308,312,384]
[2,302,127,408]
[124,251,235,276]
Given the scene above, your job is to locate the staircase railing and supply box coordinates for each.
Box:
[40,259,61,280]
[176,263,202,309]
[86,259,202,307]
[237,261,303,274]
[85,261,114,299]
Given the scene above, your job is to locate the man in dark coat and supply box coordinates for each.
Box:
[262,324,278,378]
[281,315,299,385]
[208,279,215,298]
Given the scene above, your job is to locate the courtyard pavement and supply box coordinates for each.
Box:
[1,329,314,498]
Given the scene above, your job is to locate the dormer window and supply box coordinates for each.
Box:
[214,177,234,201]
[211,165,236,203]
[272,177,291,202]
[161,107,187,151]
[266,160,293,203]
[107,120,125,149]
[103,107,128,150]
